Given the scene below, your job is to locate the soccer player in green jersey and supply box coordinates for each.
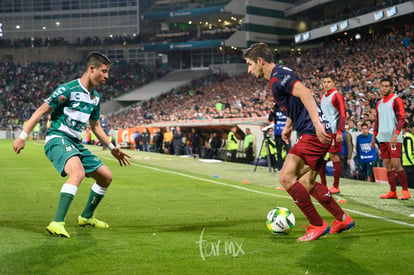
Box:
[13,52,131,238]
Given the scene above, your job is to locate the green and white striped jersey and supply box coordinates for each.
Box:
[44,79,101,144]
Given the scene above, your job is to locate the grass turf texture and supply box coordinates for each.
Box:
[1,139,413,274]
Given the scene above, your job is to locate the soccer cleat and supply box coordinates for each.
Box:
[78,216,109,228]
[400,190,411,200]
[46,221,70,238]
[330,213,355,234]
[297,220,330,241]
[380,191,398,199]
[329,187,340,194]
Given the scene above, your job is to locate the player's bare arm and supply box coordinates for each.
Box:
[282,117,293,144]
[89,119,131,166]
[335,94,346,143]
[371,135,376,148]
[292,82,331,144]
[390,133,398,146]
[13,103,53,154]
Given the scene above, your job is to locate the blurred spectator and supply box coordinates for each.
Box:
[140,128,151,152]
[260,127,277,171]
[190,128,201,158]
[227,126,238,162]
[100,114,110,136]
[243,128,254,163]
[134,130,140,151]
[153,128,163,153]
[340,130,354,179]
[347,119,358,132]
[356,123,377,182]
[173,126,184,156]
[163,127,173,154]
[402,122,414,189]
[205,132,221,159]
[273,111,290,170]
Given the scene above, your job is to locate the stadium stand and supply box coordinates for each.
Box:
[1,0,413,166]
[0,61,167,130]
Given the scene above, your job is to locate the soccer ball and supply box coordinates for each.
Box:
[266,207,295,235]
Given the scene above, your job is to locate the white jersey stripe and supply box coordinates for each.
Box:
[58,124,81,140]
[69,91,99,106]
[64,107,90,123]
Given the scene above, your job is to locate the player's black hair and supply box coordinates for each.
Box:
[85,51,112,70]
[322,73,336,81]
[242,42,274,63]
[361,122,368,128]
[380,77,393,86]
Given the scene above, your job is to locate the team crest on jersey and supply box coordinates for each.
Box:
[65,145,72,152]
[59,95,67,103]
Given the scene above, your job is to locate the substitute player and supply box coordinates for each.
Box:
[371,78,410,200]
[243,43,354,241]
[319,74,346,194]
[13,52,131,238]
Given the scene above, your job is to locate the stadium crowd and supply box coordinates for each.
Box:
[1,27,413,134]
[109,29,414,130]
[0,61,168,130]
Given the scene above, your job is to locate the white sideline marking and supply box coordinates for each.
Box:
[115,156,414,228]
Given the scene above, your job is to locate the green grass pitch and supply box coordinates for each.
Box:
[1,139,413,274]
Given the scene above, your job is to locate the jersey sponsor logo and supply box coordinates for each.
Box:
[72,102,80,108]
[58,95,67,103]
[65,144,73,152]
[70,92,99,106]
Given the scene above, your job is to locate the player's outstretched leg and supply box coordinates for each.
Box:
[78,183,109,228]
[286,182,330,241]
[79,166,113,229]
[46,183,78,238]
[280,155,330,241]
[310,181,355,233]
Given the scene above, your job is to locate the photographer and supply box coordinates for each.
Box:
[269,105,290,170]
[243,128,254,163]
[260,126,277,170]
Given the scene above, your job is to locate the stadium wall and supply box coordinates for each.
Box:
[209,63,247,76]
[225,0,297,48]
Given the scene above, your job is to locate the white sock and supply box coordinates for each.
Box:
[92,183,107,195]
[60,183,78,196]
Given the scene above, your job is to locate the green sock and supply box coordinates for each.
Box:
[54,193,75,222]
[81,190,104,219]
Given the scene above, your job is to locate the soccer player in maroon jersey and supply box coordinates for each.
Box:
[371,78,410,200]
[243,43,354,241]
[319,74,347,194]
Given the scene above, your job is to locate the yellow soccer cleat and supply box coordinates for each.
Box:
[77,216,109,228]
[46,221,70,238]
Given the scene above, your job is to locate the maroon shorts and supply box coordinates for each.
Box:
[379,142,402,159]
[328,134,342,154]
[289,133,333,171]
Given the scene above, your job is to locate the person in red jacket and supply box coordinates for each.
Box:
[371,77,410,200]
[319,74,347,194]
